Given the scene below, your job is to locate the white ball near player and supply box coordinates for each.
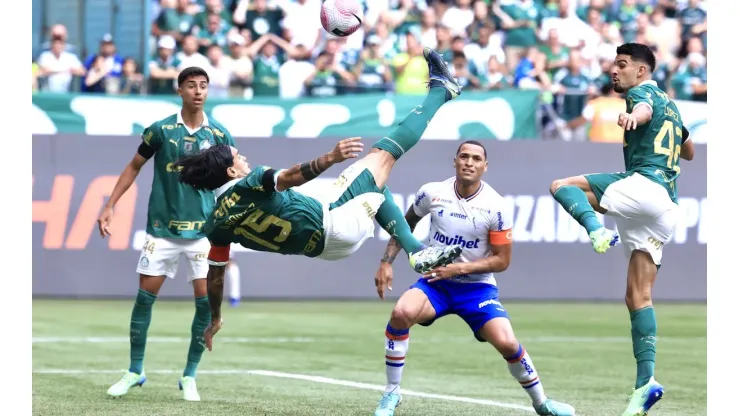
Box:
[320,0,364,37]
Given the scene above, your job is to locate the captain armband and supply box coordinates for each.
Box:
[207,245,230,266]
[489,229,513,245]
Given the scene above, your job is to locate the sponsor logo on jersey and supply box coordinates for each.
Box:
[433,231,480,249]
[432,196,453,204]
[415,192,425,207]
[449,212,467,220]
[437,209,444,217]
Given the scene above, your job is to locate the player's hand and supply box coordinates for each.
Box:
[618,112,638,130]
[97,206,114,238]
[328,137,364,163]
[204,318,223,352]
[375,262,394,300]
[422,263,463,283]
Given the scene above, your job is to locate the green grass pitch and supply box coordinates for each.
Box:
[32,300,706,415]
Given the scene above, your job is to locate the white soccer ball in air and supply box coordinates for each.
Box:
[320,0,364,37]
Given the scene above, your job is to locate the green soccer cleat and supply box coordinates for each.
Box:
[423,47,461,101]
[179,376,201,401]
[622,377,664,416]
[374,391,402,416]
[106,371,146,397]
[535,398,576,416]
[409,245,463,274]
[589,227,619,254]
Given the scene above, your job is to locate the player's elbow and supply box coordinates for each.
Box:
[680,144,694,161]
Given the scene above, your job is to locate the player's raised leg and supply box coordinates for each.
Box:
[106,274,164,397]
[550,174,619,253]
[622,250,665,416]
[374,287,439,416]
[478,317,575,416]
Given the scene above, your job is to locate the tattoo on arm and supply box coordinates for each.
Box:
[206,265,226,320]
[381,207,423,264]
[299,154,331,181]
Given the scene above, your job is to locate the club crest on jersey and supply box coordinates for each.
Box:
[433,231,480,249]
[184,142,194,153]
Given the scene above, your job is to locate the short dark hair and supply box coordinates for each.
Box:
[177,66,210,87]
[456,140,487,159]
[175,144,233,191]
[616,42,656,73]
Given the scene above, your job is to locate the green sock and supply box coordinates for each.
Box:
[372,87,448,160]
[552,186,603,234]
[183,296,211,378]
[129,288,157,374]
[375,186,424,254]
[630,306,657,389]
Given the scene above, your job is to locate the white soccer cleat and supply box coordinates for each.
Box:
[106,371,146,397]
[409,245,463,273]
[179,376,201,401]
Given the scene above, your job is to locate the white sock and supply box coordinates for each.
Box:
[227,262,240,300]
[504,344,547,407]
[384,323,409,394]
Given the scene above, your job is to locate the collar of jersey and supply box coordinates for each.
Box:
[453,180,483,201]
[176,111,209,130]
[215,178,241,199]
[639,80,658,87]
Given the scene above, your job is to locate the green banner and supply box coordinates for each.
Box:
[31,90,540,140]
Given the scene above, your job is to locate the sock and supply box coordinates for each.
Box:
[504,344,547,407]
[552,186,603,234]
[183,296,211,378]
[375,186,424,254]
[631,306,657,389]
[372,88,448,160]
[227,262,241,300]
[384,323,410,393]
[129,288,157,375]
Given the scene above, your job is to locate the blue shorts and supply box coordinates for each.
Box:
[410,278,510,342]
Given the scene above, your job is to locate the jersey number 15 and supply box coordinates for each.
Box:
[234,209,292,251]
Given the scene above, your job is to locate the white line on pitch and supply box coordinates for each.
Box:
[33,368,534,413]
[31,336,314,344]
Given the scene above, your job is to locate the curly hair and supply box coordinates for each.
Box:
[174,144,234,191]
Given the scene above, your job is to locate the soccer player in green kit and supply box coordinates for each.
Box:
[97,67,235,402]
[174,48,465,350]
[549,43,696,416]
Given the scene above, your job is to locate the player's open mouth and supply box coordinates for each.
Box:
[462,169,474,174]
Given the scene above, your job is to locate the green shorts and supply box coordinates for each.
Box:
[328,168,382,211]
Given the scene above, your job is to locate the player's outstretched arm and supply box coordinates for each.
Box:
[203,244,229,351]
[275,137,364,191]
[375,207,424,299]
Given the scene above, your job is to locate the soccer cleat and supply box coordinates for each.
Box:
[229,297,240,307]
[423,47,461,101]
[374,391,402,416]
[409,245,463,274]
[106,371,146,397]
[535,398,576,416]
[589,227,619,254]
[622,377,664,416]
[179,376,201,401]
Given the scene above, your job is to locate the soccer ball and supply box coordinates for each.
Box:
[320,0,364,37]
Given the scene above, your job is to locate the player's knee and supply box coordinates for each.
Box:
[625,289,652,310]
[549,179,567,195]
[389,304,418,329]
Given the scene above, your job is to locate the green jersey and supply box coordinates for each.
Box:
[141,113,235,239]
[623,81,684,202]
[206,165,326,257]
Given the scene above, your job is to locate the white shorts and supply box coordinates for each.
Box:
[600,173,681,265]
[136,234,211,281]
[310,161,386,261]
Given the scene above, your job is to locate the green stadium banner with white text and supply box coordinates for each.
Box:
[31,91,540,140]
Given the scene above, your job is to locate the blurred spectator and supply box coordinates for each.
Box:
[177,34,211,70]
[670,51,707,102]
[197,12,235,55]
[280,0,323,50]
[419,8,439,49]
[540,28,570,80]
[391,32,428,95]
[251,35,285,97]
[451,51,482,90]
[82,34,125,94]
[499,0,543,72]
[610,0,641,43]
[463,24,505,78]
[155,0,198,43]
[39,24,76,55]
[304,51,355,97]
[32,62,40,92]
[552,49,596,141]
[193,0,232,32]
[233,0,285,42]
[149,35,181,95]
[483,56,512,90]
[224,33,254,98]
[205,44,232,98]
[677,0,707,56]
[512,47,549,90]
[353,35,393,93]
[36,36,86,93]
[120,58,144,95]
[279,44,316,99]
[441,0,475,37]
[580,84,627,143]
[648,7,681,60]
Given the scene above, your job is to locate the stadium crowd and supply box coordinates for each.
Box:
[32,0,707,139]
